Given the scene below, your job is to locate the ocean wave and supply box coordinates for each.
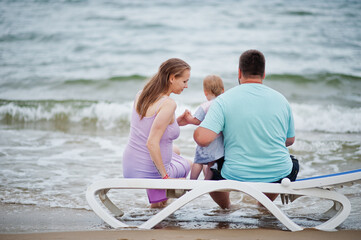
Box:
[283,10,314,16]
[0,99,132,130]
[267,72,361,85]
[0,31,65,43]
[292,103,361,133]
[1,99,360,134]
[63,74,147,85]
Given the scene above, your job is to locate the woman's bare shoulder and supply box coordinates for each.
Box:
[161,97,177,110]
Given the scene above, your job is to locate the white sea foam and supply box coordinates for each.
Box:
[1,101,361,134]
[0,101,133,129]
[292,103,361,133]
[75,101,133,129]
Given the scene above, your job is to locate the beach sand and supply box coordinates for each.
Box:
[1,203,361,240]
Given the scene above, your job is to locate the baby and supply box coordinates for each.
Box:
[185,75,225,180]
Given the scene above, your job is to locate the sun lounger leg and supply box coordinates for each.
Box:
[323,201,341,218]
[140,184,212,229]
[140,181,303,231]
[86,185,129,228]
[239,186,304,231]
[308,190,351,231]
[99,189,124,217]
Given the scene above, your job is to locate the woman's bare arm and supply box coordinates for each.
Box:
[146,98,176,178]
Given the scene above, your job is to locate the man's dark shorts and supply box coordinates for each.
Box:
[213,156,224,171]
[210,155,299,183]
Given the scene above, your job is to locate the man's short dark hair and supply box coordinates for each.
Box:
[239,50,265,78]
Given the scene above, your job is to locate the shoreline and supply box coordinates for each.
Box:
[1,202,361,240]
[0,202,105,233]
[1,229,361,240]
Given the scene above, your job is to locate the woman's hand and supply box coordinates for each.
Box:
[178,110,201,126]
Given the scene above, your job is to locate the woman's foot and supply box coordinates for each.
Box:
[150,200,168,208]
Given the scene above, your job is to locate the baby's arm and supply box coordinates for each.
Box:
[187,113,202,125]
[190,103,208,126]
[177,110,201,126]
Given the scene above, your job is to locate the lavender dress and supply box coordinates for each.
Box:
[122,97,191,203]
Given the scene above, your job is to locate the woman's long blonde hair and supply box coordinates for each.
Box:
[136,58,190,119]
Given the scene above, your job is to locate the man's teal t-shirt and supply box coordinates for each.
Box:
[200,84,295,182]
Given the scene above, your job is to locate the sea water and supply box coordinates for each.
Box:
[0,0,360,230]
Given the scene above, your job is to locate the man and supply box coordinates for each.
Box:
[194,49,299,209]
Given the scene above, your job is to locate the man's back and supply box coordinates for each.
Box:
[201,83,295,182]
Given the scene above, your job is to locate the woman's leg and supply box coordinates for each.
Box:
[173,145,181,155]
[150,199,168,208]
[170,146,192,178]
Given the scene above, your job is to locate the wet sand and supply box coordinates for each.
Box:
[1,229,361,240]
[1,203,360,240]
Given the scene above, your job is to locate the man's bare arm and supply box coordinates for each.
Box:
[194,126,218,147]
[285,136,295,147]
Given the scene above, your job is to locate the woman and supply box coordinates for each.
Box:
[123,58,192,208]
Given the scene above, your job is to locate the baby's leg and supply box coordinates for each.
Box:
[190,163,203,180]
[202,165,208,177]
[204,161,216,180]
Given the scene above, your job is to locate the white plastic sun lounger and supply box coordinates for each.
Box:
[86,169,361,231]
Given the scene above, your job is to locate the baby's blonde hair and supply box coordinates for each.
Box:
[203,75,224,96]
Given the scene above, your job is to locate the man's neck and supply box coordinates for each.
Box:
[239,77,263,84]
